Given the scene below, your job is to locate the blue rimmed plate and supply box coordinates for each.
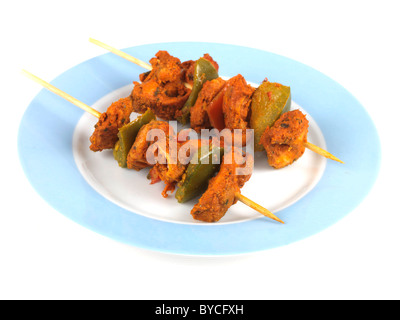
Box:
[18,42,380,255]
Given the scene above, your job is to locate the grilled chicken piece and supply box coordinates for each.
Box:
[126,120,172,170]
[222,74,255,135]
[130,51,190,120]
[89,97,133,152]
[131,51,219,121]
[191,148,253,222]
[260,109,309,169]
[190,77,226,132]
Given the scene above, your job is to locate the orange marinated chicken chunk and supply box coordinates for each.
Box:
[89,97,133,152]
[190,77,226,132]
[260,109,309,169]
[130,51,190,120]
[222,74,255,134]
[131,51,219,120]
[191,148,253,222]
[126,120,172,170]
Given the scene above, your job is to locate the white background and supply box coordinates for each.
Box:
[1,0,399,300]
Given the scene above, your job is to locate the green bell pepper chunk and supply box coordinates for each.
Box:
[175,145,224,203]
[250,82,291,151]
[177,58,219,124]
[113,109,156,167]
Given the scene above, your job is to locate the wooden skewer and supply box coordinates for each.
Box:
[89,38,152,71]
[90,39,343,164]
[304,141,344,164]
[22,70,284,224]
[21,70,102,118]
[235,193,284,224]
[89,38,196,89]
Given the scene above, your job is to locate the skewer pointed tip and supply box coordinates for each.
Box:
[235,192,284,224]
[304,141,344,164]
